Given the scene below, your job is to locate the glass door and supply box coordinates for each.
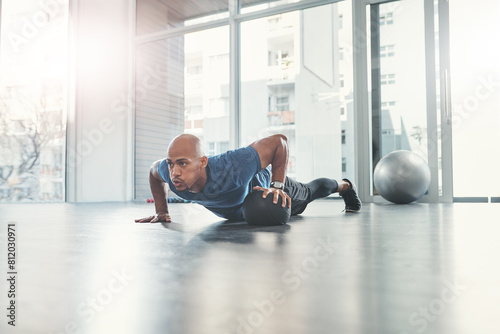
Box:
[370,0,430,190]
[353,0,452,203]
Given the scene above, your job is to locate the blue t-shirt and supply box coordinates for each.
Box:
[158,146,271,220]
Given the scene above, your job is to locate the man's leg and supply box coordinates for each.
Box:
[285,177,361,215]
[308,178,361,212]
[307,178,358,199]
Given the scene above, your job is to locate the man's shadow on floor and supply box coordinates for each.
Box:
[161,215,304,245]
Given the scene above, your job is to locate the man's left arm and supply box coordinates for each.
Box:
[249,134,291,208]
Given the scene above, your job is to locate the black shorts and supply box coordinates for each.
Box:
[284,177,311,216]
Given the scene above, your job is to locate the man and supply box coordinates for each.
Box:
[135,134,361,223]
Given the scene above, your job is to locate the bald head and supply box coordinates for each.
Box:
[166,134,208,192]
[168,134,205,159]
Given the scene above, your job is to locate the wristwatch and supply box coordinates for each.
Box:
[270,181,285,190]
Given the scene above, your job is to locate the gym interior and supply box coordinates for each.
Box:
[1,0,499,333]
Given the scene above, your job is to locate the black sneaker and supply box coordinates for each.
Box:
[339,178,361,212]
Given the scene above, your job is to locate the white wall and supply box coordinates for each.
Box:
[67,0,133,202]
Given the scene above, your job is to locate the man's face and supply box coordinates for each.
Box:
[166,143,204,192]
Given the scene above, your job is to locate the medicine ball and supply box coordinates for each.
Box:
[242,190,291,226]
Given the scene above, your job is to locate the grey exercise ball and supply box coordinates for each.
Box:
[374,150,431,204]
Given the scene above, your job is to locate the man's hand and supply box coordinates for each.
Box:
[135,212,172,223]
[253,186,291,208]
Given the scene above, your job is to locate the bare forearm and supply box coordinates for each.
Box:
[250,134,291,208]
[250,134,289,182]
[270,137,289,182]
[149,172,169,214]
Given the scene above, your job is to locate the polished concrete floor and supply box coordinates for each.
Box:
[1,200,499,334]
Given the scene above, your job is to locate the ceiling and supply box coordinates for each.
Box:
[155,0,283,21]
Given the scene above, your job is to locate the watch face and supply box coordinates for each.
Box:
[271,181,284,189]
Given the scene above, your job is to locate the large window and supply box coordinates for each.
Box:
[450,0,500,201]
[240,2,354,184]
[370,0,428,164]
[184,27,230,152]
[0,0,68,202]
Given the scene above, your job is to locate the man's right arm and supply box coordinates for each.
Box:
[135,160,172,223]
